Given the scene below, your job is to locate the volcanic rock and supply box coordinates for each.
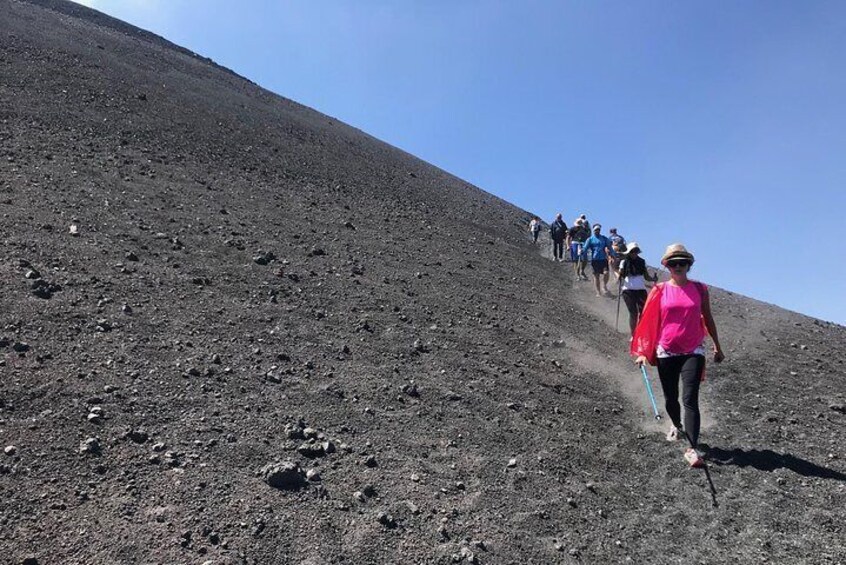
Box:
[261,461,306,490]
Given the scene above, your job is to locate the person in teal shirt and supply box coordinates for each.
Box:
[581,224,617,297]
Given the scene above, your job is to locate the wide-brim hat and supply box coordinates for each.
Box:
[625,242,641,254]
[661,243,694,265]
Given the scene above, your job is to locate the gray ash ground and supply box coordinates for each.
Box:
[1,1,844,563]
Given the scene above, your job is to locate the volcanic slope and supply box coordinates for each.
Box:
[1,1,845,563]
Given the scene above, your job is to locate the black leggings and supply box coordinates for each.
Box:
[657,355,705,447]
[622,290,648,334]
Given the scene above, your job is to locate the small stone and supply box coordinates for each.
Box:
[506,458,517,468]
[353,491,366,502]
[459,547,477,563]
[376,511,397,528]
[4,445,17,456]
[362,484,377,497]
[284,424,305,440]
[22,557,39,565]
[306,468,321,482]
[125,252,139,261]
[401,383,420,397]
[261,461,305,490]
[69,224,79,236]
[363,455,378,468]
[79,437,101,454]
[125,430,149,444]
[297,443,325,458]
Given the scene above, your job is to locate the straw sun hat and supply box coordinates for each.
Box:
[660,243,695,266]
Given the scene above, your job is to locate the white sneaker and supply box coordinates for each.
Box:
[684,448,704,468]
[666,425,682,442]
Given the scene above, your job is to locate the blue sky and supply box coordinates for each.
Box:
[71,1,846,325]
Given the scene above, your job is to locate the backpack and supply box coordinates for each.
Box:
[620,256,646,278]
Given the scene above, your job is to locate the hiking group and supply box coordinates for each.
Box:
[528,215,725,469]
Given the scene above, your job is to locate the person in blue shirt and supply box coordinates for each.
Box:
[608,227,626,273]
[581,224,617,297]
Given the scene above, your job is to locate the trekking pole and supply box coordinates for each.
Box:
[678,426,719,506]
[615,277,622,331]
[639,364,661,420]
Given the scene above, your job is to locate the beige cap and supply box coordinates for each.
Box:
[660,243,694,265]
[625,242,640,254]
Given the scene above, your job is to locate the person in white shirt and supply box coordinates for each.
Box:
[529,217,541,244]
[617,242,658,335]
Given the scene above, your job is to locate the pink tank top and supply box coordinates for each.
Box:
[658,282,706,355]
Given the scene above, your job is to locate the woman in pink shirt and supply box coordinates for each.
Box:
[632,244,724,468]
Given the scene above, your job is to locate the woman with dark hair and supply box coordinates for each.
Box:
[631,244,724,468]
[617,242,658,336]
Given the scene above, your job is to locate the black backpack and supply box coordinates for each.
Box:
[621,256,646,277]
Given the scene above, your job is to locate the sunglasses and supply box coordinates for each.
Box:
[666,259,690,268]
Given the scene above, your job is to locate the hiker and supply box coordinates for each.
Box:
[529,217,541,244]
[549,214,568,261]
[581,224,616,297]
[568,219,590,280]
[609,228,626,272]
[617,242,658,335]
[631,243,725,469]
[574,213,591,232]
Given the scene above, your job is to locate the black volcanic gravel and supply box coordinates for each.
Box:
[0,1,844,563]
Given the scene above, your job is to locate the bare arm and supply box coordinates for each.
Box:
[700,286,724,363]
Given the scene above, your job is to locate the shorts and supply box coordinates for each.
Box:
[591,259,608,275]
[569,243,584,262]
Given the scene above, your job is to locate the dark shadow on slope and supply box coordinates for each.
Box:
[704,446,846,481]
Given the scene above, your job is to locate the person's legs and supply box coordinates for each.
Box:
[679,355,706,447]
[602,267,610,293]
[591,261,603,295]
[622,291,639,334]
[657,357,683,430]
[570,243,579,274]
[631,289,648,333]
